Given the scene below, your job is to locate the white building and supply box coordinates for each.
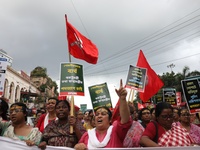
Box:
[3,66,40,105]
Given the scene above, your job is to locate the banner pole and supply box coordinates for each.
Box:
[128,89,133,102]
[70,95,74,134]
[131,90,135,102]
[65,14,75,134]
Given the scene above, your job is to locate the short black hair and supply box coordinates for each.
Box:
[178,107,188,117]
[155,102,173,118]
[0,98,9,120]
[48,97,58,102]
[10,102,28,121]
[55,100,70,111]
[150,108,155,114]
[138,108,150,120]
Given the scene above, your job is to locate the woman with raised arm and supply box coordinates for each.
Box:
[74,79,132,149]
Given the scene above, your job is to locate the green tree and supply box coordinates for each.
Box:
[30,66,47,77]
[30,66,58,96]
[161,71,176,88]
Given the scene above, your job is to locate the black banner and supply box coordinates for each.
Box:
[181,77,200,113]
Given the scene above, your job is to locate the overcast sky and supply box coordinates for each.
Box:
[1,0,200,108]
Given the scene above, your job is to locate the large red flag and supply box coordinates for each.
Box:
[137,50,164,102]
[65,15,98,64]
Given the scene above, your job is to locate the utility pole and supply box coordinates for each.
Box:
[167,63,175,72]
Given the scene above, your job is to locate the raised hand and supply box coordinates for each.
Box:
[115,79,127,101]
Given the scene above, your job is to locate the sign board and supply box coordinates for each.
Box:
[88,82,112,111]
[59,63,84,96]
[80,104,87,113]
[155,93,163,104]
[0,58,8,96]
[181,77,200,113]
[125,65,147,92]
[163,88,176,106]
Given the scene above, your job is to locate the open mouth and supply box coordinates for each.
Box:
[58,113,65,117]
[97,119,103,123]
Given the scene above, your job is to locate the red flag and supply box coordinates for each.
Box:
[136,50,164,102]
[65,15,98,64]
[138,102,144,110]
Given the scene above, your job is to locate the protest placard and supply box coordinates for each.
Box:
[181,77,200,113]
[88,83,112,111]
[59,63,84,96]
[125,65,147,92]
[163,88,176,106]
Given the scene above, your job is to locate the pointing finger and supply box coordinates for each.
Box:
[120,79,123,88]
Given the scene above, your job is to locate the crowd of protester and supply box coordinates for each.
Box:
[0,80,200,149]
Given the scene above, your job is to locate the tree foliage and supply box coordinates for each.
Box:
[30,66,58,95]
[160,66,200,93]
[30,66,47,77]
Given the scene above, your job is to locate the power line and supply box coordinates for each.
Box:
[85,52,200,76]
[71,3,200,76]
[84,8,200,70]
[85,30,200,75]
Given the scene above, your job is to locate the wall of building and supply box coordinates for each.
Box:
[4,66,40,104]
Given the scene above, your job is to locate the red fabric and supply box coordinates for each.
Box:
[58,95,67,100]
[36,113,46,133]
[138,102,144,110]
[74,105,80,112]
[123,120,145,147]
[79,118,132,148]
[142,121,166,140]
[136,50,164,102]
[65,15,99,64]
[111,99,120,124]
[158,123,193,146]
[36,113,56,133]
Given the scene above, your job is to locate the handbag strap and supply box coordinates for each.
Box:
[152,121,158,143]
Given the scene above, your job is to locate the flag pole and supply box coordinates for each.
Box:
[70,96,74,134]
[65,14,74,134]
[66,14,72,63]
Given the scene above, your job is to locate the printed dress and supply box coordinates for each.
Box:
[3,125,42,145]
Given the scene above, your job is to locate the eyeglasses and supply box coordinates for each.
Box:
[78,113,83,115]
[10,109,23,114]
[181,113,190,117]
[160,114,173,120]
[142,112,150,115]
